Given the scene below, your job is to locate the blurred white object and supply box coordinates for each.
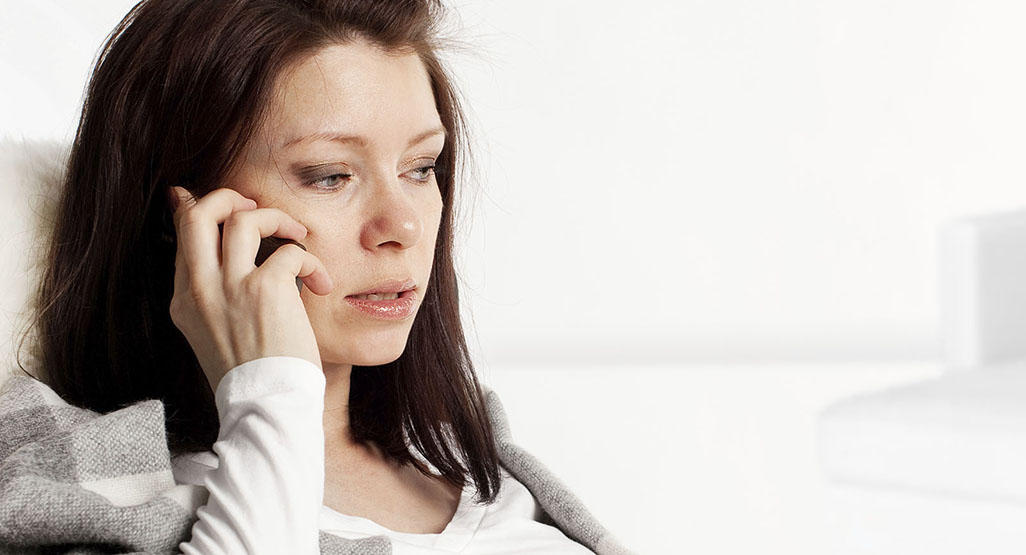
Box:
[0,138,65,383]
[939,209,1026,369]
[819,208,1026,554]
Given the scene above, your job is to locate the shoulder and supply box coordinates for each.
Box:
[479,381,508,406]
[476,382,513,444]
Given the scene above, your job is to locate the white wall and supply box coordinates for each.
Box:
[6,1,1026,365]
[447,0,1026,366]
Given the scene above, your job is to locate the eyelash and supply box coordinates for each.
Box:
[304,164,437,191]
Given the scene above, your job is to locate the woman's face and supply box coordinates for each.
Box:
[226,40,445,368]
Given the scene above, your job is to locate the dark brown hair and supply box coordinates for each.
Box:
[15,0,500,503]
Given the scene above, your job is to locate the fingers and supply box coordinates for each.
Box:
[169,186,333,297]
[259,243,335,297]
[220,207,307,280]
[170,186,257,284]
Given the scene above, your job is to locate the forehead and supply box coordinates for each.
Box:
[259,41,439,150]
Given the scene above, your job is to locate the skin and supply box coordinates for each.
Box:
[223,39,458,532]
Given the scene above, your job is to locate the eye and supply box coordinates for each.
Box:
[300,162,436,192]
[305,172,351,191]
[408,164,436,183]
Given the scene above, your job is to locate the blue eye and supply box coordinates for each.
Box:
[306,173,351,191]
[411,164,436,182]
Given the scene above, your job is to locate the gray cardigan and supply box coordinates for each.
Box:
[0,374,633,554]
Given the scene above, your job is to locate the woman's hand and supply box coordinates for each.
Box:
[166,186,334,392]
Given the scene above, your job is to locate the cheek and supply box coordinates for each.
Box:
[421,195,443,263]
[428,188,444,231]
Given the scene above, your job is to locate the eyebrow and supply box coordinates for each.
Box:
[279,125,447,151]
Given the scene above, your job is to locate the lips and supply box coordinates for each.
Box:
[344,278,416,297]
[343,288,418,320]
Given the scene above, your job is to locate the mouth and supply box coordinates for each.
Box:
[343,278,417,299]
[343,288,415,301]
[343,285,418,320]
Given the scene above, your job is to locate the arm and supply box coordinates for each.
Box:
[178,356,326,555]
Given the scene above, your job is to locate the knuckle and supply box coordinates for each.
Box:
[177,209,202,230]
[168,295,190,324]
[224,210,250,226]
[283,243,310,262]
[243,273,276,297]
[184,284,210,311]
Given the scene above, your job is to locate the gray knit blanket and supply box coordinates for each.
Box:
[0,374,633,554]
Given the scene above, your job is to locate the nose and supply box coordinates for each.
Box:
[359,175,423,251]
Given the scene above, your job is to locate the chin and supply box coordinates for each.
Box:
[321,328,411,367]
[346,349,405,367]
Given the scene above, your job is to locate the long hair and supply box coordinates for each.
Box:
[14,0,500,503]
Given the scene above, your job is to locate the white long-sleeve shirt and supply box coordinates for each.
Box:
[173,356,592,554]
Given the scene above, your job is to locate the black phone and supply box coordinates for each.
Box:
[218,223,306,293]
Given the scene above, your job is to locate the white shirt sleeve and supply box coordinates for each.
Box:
[178,356,326,555]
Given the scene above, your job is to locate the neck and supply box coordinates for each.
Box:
[322,361,354,445]
[321,361,390,467]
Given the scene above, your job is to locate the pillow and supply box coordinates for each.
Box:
[0,138,68,389]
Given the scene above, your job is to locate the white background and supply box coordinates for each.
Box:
[4,1,1025,553]
[9,1,1026,365]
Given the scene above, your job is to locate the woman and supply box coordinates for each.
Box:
[7,0,629,553]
